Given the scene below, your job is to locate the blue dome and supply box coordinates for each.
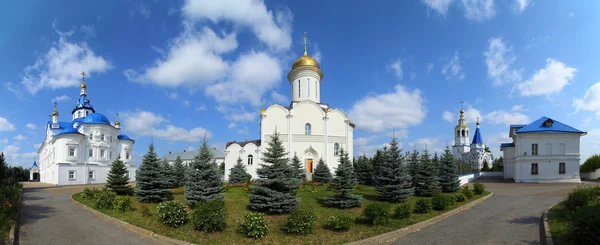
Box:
[56,127,81,136]
[81,113,112,125]
[117,134,134,142]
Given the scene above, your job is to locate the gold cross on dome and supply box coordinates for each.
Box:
[81,71,86,80]
[303,32,307,56]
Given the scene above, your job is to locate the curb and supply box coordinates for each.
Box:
[346,192,494,245]
[70,197,197,245]
[7,187,24,245]
[541,204,555,245]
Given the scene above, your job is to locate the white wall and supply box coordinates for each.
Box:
[56,164,137,186]
[581,169,600,180]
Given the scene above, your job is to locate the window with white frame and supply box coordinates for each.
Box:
[89,149,93,157]
[248,154,253,165]
[559,143,566,155]
[109,151,112,158]
[88,170,95,179]
[305,123,311,135]
[109,136,112,143]
[101,134,105,141]
[89,134,93,140]
[559,162,566,174]
[546,143,552,155]
[531,144,538,156]
[126,151,130,160]
[69,170,76,180]
[334,143,340,156]
[100,149,105,158]
[531,163,538,175]
[69,148,75,157]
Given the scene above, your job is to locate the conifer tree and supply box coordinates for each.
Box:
[135,143,171,203]
[228,157,249,184]
[355,154,373,185]
[0,152,7,184]
[185,139,224,207]
[249,132,302,214]
[371,149,387,186]
[374,137,413,202]
[161,158,176,188]
[172,156,186,187]
[290,153,306,182]
[313,158,332,183]
[432,153,440,176]
[414,150,441,197]
[326,148,363,208]
[106,155,133,195]
[481,161,491,172]
[408,150,420,188]
[439,146,460,192]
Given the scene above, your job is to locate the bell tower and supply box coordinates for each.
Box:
[288,32,324,107]
[453,102,470,154]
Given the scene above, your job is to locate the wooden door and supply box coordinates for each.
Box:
[307,159,313,173]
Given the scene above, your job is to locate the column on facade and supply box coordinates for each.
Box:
[286,113,293,154]
[323,115,329,161]
[344,120,349,152]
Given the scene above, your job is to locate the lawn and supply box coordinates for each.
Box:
[73,185,490,245]
[1,183,22,242]
[548,204,572,244]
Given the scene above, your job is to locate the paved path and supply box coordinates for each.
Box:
[393,177,598,245]
[18,182,160,245]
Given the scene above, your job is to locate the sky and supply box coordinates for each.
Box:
[1,0,600,168]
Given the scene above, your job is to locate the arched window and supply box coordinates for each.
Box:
[101,134,105,141]
[305,123,311,135]
[466,129,469,137]
[461,129,465,137]
[89,134,93,140]
[456,130,459,138]
[247,154,253,165]
[334,143,340,156]
[78,111,81,117]
[86,111,89,116]
[298,80,301,97]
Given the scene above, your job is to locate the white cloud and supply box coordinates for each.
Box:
[80,25,96,39]
[2,145,20,159]
[228,122,236,129]
[569,12,574,17]
[513,0,529,13]
[226,112,256,122]
[0,138,8,144]
[573,82,600,116]
[168,92,178,100]
[136,2,151,18]
[484,110,530,126]
[461,0,496,21]
[517,58,576,96]
[511,104,526,111]
[34,143,42,149]
[195,105,207,112]
[442,111,455,123]
[441,52,465,80]
[385,129,409,139]
[484,37,523,85]
[51,95,70,102]
[422,0,454,16]
[348,84,427,133]
[20,152,38,159]
[120,110,212,142]
[14,135,27,141]
[581,128,600,162]
[181,0,292,51]
[271,91,288,104]
[355,142,390,158]
[485,132,511,157]
[0,118,16,131]
[426,62,434,72]
[387,60,403,80]
[182,100,190,106]
[463,106,483,124]
[409,137,444,153]
[26,123,37,130]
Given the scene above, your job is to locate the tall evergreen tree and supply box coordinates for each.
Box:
[228,157,249,184]
[355,155,373,185]
[161,158,176,188]
[313,158,332,183]
[185,139,224,207]
[414,150,441,197]
[408,150,420,188]
[432,153,440,176]
[439,146,460,192]
[172,156,186,187]
[374,137,413,202]
[290,153,306,182]
[106,155,133,195]
[481,161,491,172]
[0,153,8,184]
[370,149,387,186]
[249,132,302,214]
[326,148,363,208]
[135,143,171,203]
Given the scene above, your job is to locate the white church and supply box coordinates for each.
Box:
[452,107,494,171]
[35,73,136,185]
[224,33,354,181]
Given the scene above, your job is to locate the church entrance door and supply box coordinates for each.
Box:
[307,159,313,173]
[32,173,40,181]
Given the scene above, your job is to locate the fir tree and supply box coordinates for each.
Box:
[439,146,460,192]
[408,150,420,188]
[414,150,441,197]
[185,139,224,207]
[161,158,176,188]
[249,132,302,214]
[290,153,306,182]
[228,157,249,184]
[374,136,413,202]
[172,156,186,187]
[135,143,171,203]
[313,158,332,183]
[481,161,491,172]
[0,153,8,184]
[355,154,373,185]
[326,148,363,208]
[106,155,133,195]
[432,153,440,176]
[370,149,387,186]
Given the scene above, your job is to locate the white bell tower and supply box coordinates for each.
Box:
[288,32,324,107]
[453,102,470,154]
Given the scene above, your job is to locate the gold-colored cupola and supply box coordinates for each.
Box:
[288,32,323,80]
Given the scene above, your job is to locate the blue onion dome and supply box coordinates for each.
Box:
[81,113,112,125]
[117,134,134,142]
[56,127,81,136]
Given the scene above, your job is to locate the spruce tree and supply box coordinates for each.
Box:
[249,132,302,214]
[326,148,363,208]
[408,150,420,188]
[135,143,171,203]
[172,156,186,187]
[432,153,440,176]
[161,158,176,188]
[313,158,332,183]
[106,155,133,195]
[290,153,306,182]
[374,137,413,202]
[371,149,387,186]
[0,153,7,184]
[481,161,491,172]
[228,157,249,184]
[439,146,460,192]
[414,150,441,197]
[185,139,224,207]
[355,155,373,185]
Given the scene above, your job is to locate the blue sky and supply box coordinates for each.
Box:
[2,0,600,167]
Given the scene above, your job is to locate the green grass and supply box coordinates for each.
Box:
[548,204,573,245]
[73,185,490,245]
[0,183,23,242]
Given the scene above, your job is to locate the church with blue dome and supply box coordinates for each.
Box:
[452,106,494,171]
[36,72,136,186]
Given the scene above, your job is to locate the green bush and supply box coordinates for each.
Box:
[455,193,467,202]
[580,154,600,173]
[461,186,474,199]
[93,188,117,209]
[81,187,99,200]
[157,200,188,228]
[432,193,456,211]
[237,213,268,238]
[393,202,414,219]
[563,186,600,213]
[324,213,354,232]
[192,199,226,232]
[414,198,433,213]
[473,183,485,195]
[363,203,390,226]
[282,209,316,235]
[112,196,134,212]
[572,204,600,244]
[140,205,152,217]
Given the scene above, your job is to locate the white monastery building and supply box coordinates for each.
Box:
[224,33,354,181]
[36,73,136,185]
[500,117,586,183]
[161,148,225,166]
[452,107,493,171]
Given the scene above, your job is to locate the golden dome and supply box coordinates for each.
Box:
[81,81,87,89]
[52,109,59,116]
[292,54,320,70]
[115,120,120,126]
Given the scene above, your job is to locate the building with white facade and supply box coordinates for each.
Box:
[500,116,585,183]
[161,148,224,166]
[224,33,354,181]
[452,108,493,171]
[37,73,136,186]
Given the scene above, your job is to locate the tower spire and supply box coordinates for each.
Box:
[52,101,58,116]
[80,71,87,95]
[303,32,307,56]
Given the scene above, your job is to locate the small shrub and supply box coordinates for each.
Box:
[455,193,467,202]
[81,187,99,200]
[473,183,485,195]
[363,203,390,225]
[112,196,134,212]
[237,213,268,238]
[432,193,456,211]
[93,188,117,209]
[282,209,316,235]
[393,202,414,219]
[140,205,152,217]
[192,199,226,232]
[324,213,354,232]
[157,200,188,228]
[461,186,474,199]
[563,186,600,212]
[572,204,600,244]
[414,198,433,213]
